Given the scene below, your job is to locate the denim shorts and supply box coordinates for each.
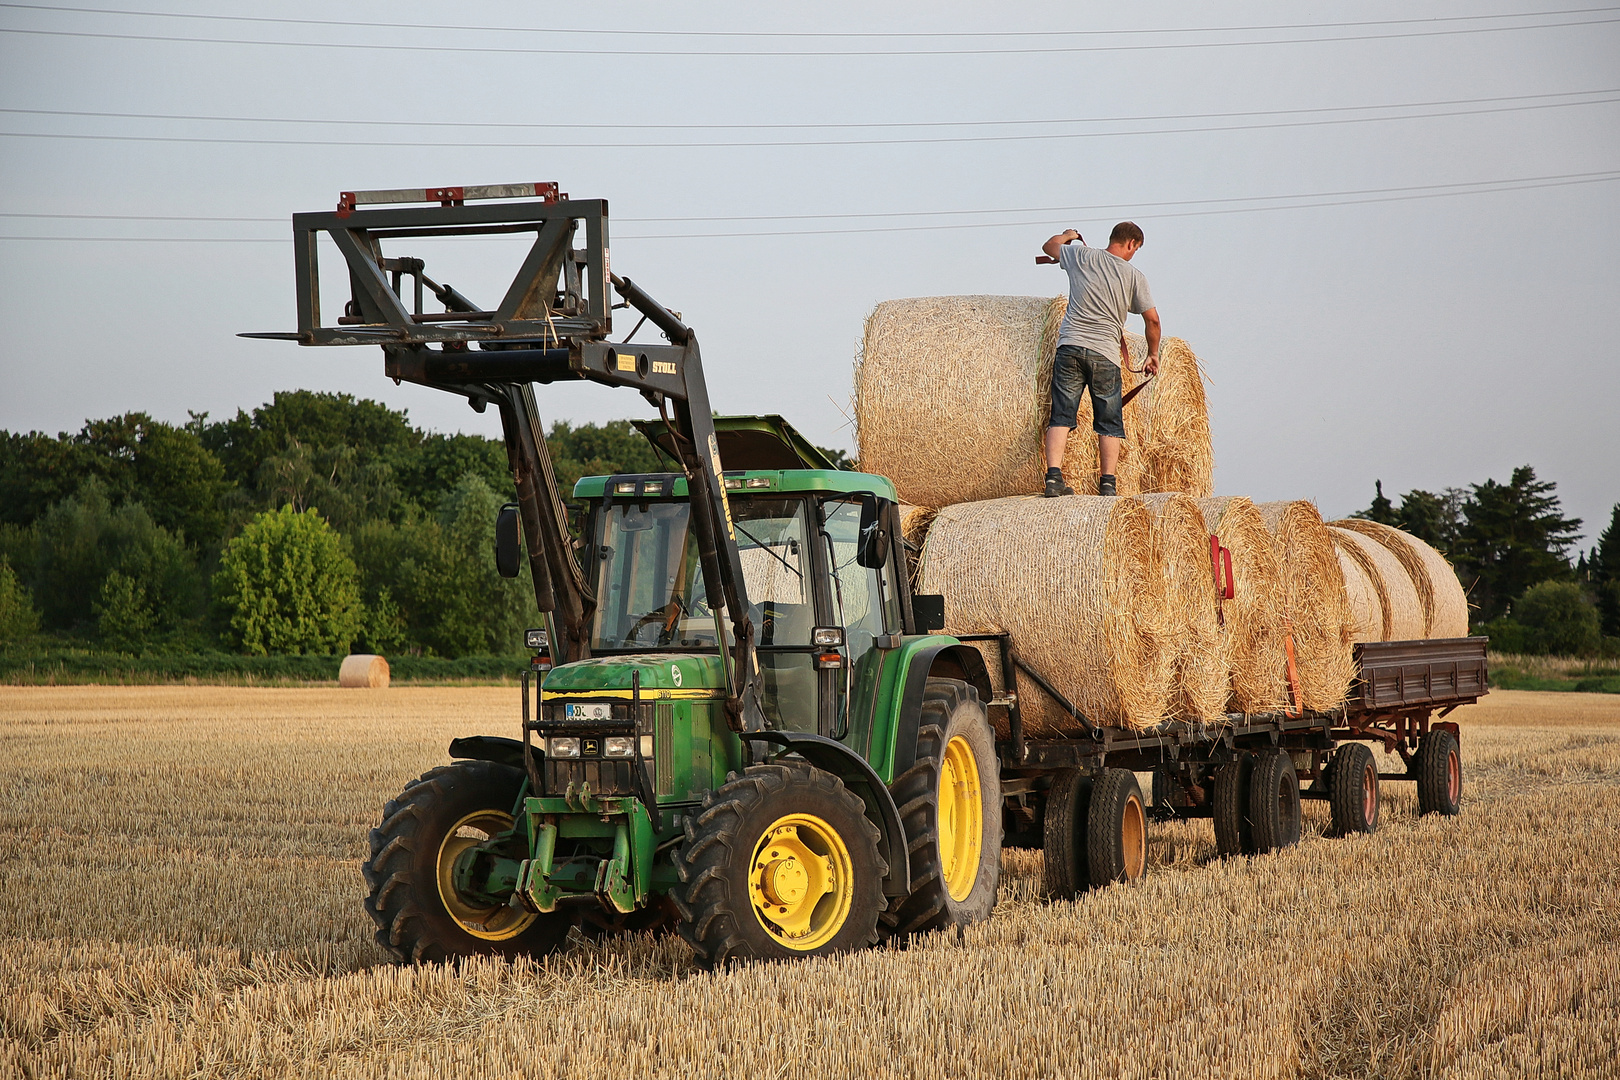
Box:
[1049,344,1126,438]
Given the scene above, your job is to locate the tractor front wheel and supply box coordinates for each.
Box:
[363,760,570,964]
[673,763,886,966]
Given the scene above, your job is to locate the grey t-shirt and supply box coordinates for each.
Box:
[1056,244,1155,359]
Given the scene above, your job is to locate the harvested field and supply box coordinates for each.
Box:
[3,686,1618,1079]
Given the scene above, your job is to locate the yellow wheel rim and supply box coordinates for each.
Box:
[747,813,853,951]
[435,809,538,941]
[939,735,984,902]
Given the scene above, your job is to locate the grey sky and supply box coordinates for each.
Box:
[2,2,1616,543]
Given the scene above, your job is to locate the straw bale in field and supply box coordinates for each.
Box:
[853,296,1143,505]
[1329,518,1471,637]
[919,495,1169,733]
[1327,527,1426,642]
[1141,493,1227,723]
[896,502,937,588]
[1198,496,1288,712]
[337,654,389,688]
[1333,534,1387,643]
[1254,501,1356,711]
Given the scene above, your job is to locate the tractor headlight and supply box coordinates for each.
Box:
[524,627,549,651]
[603,736,636,759]
[547,737,580,759]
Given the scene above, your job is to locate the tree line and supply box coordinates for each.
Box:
[1355,468,1618,656]
[0,391,667,658]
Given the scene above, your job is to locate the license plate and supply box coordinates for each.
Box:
[565,702,613,721]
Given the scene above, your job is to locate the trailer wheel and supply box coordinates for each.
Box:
[1042,769,1093,899]
[1212,754,1255,857]
[1328,743,1380,835]
[673,762,885,967]
[1415,728,1462,816]
[1249,750,1302,853]
[362,760,571,964]
[884,679,1002,938]
[1087,769,1147,887]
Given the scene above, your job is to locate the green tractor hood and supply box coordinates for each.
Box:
[542,653,728,699]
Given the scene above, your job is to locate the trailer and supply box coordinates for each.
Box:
[946,632,1487,894]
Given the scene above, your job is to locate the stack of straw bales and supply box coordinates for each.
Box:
[918,496,1170,733]
[1329,519,1470,638]
[856,294,1473,729]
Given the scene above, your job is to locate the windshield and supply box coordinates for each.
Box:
[589,497,813,651]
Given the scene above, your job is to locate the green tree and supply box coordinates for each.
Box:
[255,441,400,533]
[1353,482,1464,553]
[1451,466,1582,623]
[393,432,511,512]
[213,505,363,655]
[1514,580,1601,656]
[197,390,418,492]
[1359,480,1399,526]
[31,481,202,635]
[1586,504,1620,638]
[0,557,40,647]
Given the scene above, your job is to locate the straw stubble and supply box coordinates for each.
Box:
[918,495,1170,733]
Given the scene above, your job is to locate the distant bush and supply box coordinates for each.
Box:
[1512,580,1602,656]
[213,506,363,655]
[0,558,40,647]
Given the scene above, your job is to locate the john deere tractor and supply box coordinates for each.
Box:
[247,185,1001,965]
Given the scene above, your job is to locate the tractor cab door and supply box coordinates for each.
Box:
[817,494,904,747]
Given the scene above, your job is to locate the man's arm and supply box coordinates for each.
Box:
[1042,229,1080,261]
[1142,308,1162,375]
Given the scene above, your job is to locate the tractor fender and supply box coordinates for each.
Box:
[749,730,912,900]
[890,641,993,777]
[448,735,528,771]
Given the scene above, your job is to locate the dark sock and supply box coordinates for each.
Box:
[1046,466,1063,479]
[1100,474,1115,484]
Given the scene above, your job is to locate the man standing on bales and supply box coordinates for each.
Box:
[1040,222,1161,497]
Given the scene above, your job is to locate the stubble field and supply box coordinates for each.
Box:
[1,685,1617,1079]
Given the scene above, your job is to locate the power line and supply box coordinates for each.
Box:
[3,3,1615,39]
[5,95,1615,151]
[2,14,1617,57]
[4,170,1615,242]
[5,87,1614,133]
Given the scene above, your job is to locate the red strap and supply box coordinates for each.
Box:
[1283,619,1303,718]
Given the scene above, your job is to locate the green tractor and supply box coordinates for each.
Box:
[249,185,1001,965]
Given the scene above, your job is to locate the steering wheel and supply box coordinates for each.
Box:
[626,595,687,645]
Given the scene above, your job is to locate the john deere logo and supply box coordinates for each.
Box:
[671,664,682,686]
[581,738,600,757]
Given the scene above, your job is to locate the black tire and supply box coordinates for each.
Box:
[1249,750,1302,853]
[1087,769,1148,887]
[1042,769,1093,899]
[1328,743,1380,836]
[672,762,886,967]
[1212,753,1255,857]
[1415,728,1463,816]
[363,760,570,964]
[885,679,1002,937]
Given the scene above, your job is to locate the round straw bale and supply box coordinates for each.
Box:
[896,502,937,589]
[918,495,1169,733]
[1331,533,1387,643]
[1197,496,1288,712]
[1126,335,1214,498]
[853,296,1141,505]
[1253,501,1356,711]
[1328,527,1426,642]
[1328,519,1471,637]
[338,654,390,688]
[1140,493,1228,723]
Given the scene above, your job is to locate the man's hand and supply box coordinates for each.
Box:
[1041,229,1082,261]
[1145,353,1159,376]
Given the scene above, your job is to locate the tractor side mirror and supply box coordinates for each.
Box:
[855,494,890,570]
[495,504,522,578]
[912,594,946,633]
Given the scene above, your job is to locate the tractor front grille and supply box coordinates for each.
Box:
[542,756,638,797]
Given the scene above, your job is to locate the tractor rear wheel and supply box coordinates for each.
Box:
[1328,742,1380,836]
[884,678,1002,938]
[1042,769,1093,899]
[1415,728,1463,816]
[673,762,885,967]
[362,760,570,963]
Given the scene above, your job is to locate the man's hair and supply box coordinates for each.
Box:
[1109,221,1144,247]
